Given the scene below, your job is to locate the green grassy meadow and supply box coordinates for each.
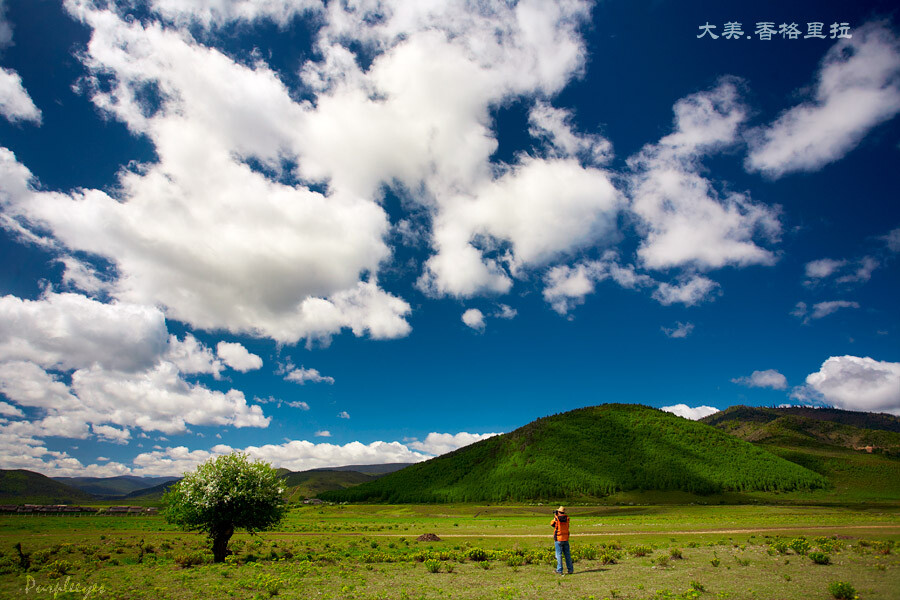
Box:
[1,504,898,600]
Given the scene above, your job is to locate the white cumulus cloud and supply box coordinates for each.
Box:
[216,342,263,372]
[462,308,485,331]
[408,431,501,456]
[0,67,41,124]
[661,404,719,420]
[284,367,334,385]
[804,356,900,415]
[652,275,720,307]
[731,369,788,390]
[131,439,429,476]
[629,79,781,271]
[746,23,900,178]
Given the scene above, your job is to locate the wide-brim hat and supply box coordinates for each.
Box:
[557,506,566,513]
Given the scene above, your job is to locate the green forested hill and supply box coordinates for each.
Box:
[702,406,900,503]
[0,470,95,504]
[52,475,178,497]
[321,404,827,503]
[121,469,379,505]
[701,406,900,453]
[282,470,376,502]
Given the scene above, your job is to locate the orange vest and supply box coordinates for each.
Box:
[552,515,570,542]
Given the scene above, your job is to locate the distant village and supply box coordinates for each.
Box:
[0,504,158,515]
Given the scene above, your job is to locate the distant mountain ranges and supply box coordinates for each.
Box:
[2,405,898,506]
[0,463,411,506]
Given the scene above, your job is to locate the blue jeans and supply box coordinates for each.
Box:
[555,540,573,574]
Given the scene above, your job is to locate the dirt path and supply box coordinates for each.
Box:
[260,524,900,537]
[4,524,899,539]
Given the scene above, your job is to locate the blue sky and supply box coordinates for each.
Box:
[0,0,898,477]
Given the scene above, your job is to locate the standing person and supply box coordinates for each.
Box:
[551,506,573,575]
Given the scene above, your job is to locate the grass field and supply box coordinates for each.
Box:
[1,504,898,600]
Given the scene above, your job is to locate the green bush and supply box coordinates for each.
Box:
[828,581,856,600]
[871,540,893,555]
[467,548,488,562]
[424,559,441,573]
[809,552,831,565]
[0,556,19,575]
[505,555,524,567]
[599,552,618,565]
[629,545,653,557]
[175,551,210,568]
[669,548,683,559]
[789,538,811,556]
[45,560,72,579]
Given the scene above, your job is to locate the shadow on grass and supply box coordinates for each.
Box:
[566,568,611,575]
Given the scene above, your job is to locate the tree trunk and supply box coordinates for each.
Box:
[211,525,234,563]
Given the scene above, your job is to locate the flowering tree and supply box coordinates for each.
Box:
[162,452,286,562]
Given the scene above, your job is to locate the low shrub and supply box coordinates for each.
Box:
[45,560,73,579]
[828,581,856,600]
[599,552,618,565]
[669,548,683,559]
[629,545,653,557]
[174,551,209,568]
[789,538,811,556]
[467,548,488,562]
[424,559,441,573]
[809,552,831,565]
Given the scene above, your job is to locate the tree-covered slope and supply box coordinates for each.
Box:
[0,470,96,504]
[282,470,376,502]
[52,475,178,497]
[702,406,900,503]
[701,406,900,453]
[321,404,827,503]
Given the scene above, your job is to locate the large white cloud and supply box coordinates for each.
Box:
[628,80,781,271]
[0,292,270,438]
[408,431,501,456]
[146,0,322,28]
[0,2,412,346]
[131,439,431,476]
[0,424,132,477]
[805,356,900,415]
[0,67,41,124]
[746,23,900,178]
[0,292,167,373]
